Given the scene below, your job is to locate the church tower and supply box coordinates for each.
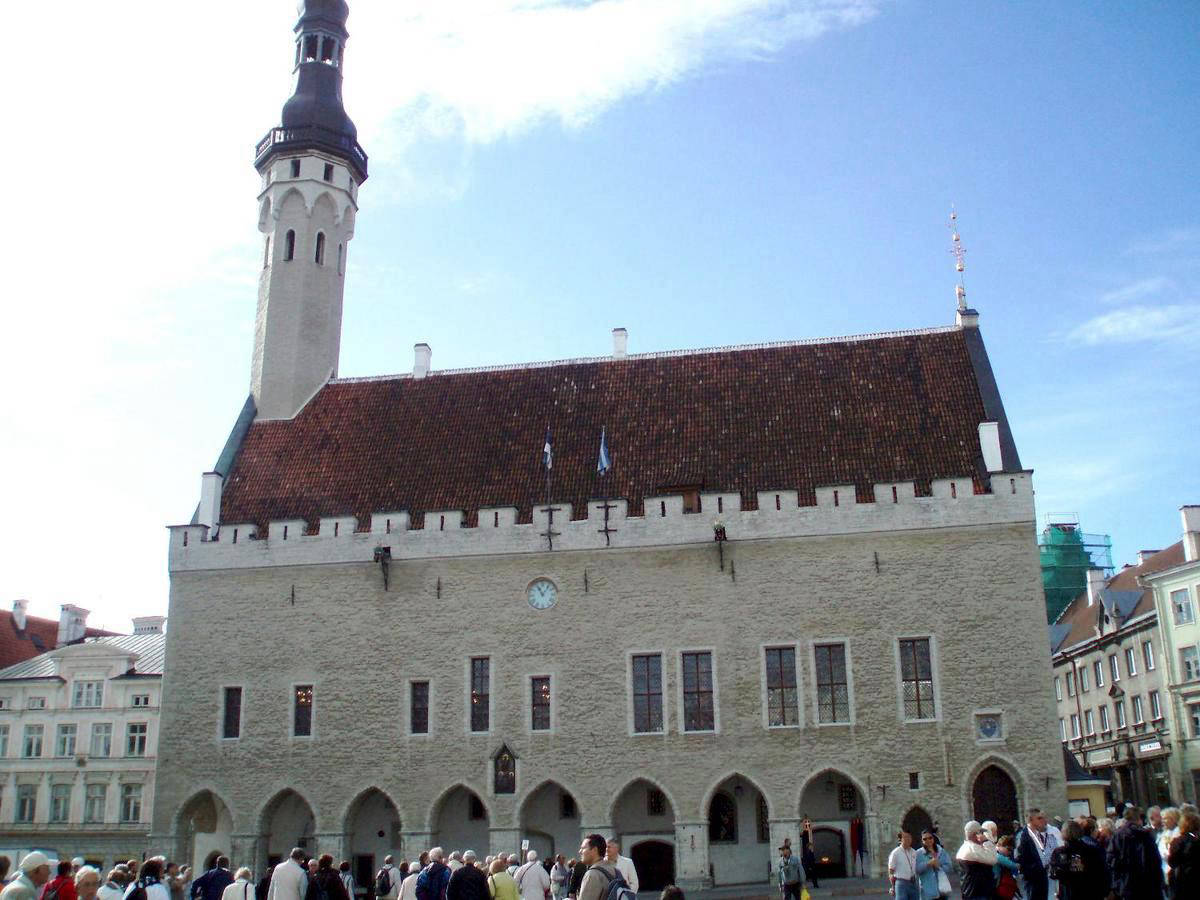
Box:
[250,0,367,420]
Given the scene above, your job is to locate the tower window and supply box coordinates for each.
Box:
[337,243,344,275]
[323,163,334,182]
[263,236,270,269]
[284,230,296,262]
[303,34,319,62]
[290,159,301,178]
[320,38,337,65]
[315,232,326,265]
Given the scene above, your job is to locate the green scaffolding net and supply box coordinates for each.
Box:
[1039,520,1113,623]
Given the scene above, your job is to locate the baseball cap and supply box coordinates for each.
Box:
[964,820,983,839]
[21,852,51,872]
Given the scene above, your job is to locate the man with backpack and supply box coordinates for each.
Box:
[40,862,77,900]
[413,850,449,900]
[374,858,400,900]
[1107,806,1165,899]
[574,835,629,900]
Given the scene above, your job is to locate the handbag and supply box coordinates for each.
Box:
[800,889,810,900]
[936,869,951,896]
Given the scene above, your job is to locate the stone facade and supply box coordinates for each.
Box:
[150,484,1062,888]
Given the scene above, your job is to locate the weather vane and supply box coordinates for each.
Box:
[949,207,968,311]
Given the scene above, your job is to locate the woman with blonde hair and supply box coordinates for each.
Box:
[485,858,518,900]
[219,870,254,900]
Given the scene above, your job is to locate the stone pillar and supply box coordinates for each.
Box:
[400,830,433,860]
[315,832,346,860]
[489,827,521,862]
[231,834,259,873]
[768,818,800,887]
[865,812,883,877]
[672,821,711,890]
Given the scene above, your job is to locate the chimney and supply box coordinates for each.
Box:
[413,343,431,379]
[978,421,1003,473]
[12,599,28,630]
[198,471,223,533]
[57,604,90,647]
[132,616,166,635]
[1085,568,1106,607]
[1136,550,1160,566]
[612,328,628,359]
[1183,505,1200,562]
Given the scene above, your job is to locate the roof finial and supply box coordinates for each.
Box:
[949,206,968,311]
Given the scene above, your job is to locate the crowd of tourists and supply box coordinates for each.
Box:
[0,836,676,900]
[882,803,1199,899]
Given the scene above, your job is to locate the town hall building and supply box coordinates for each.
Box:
[149,1,1063,891]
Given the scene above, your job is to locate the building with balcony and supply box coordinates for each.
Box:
[0,618,165,868]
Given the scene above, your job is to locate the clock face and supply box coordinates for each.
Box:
[528,578,558,610]
[978,715,1001,739]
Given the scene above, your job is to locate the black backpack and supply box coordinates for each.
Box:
[374,868,391,897]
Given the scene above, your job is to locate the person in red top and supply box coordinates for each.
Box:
[41,861,78,900]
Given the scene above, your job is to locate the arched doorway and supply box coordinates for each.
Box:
[518,781,580,861]
[706,774,771,886]
[346,789,401,898]
[901,806,934,842]
[972,765,1018,834]
[799,770,865,879]
[261,790,316,867]
[177,791,233,874]
[611,779,675,891]
[431,786,489,857]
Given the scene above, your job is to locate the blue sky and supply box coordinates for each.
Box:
[4,1,1197,628]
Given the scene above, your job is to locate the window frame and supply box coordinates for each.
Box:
[55,723,77,757]
[466,656,492,734]
[677,648,719,734]
[1066,670,1076,696]
[72,680,103,709]
[1059,717,1066,741]
[1084,708,1095,736]
[1079,665,1090,692]
[811,639,855,726]
[119,783,142,824]
[49,783,72,823]
[895,635,941,723]
[221,685,243,740]
[1190,702,1200,739]
[84,782,106,824]
[16,784,36,823]
[89,723,112,758]
[22,724,43,758]
[1054,676,1062,701]
[1099,704,1110,733]
[1110,654,1121,682]
[1070,713,1080,738]
[408,678,431,737]
[292,683,314,738]
[125,722,148,757]
[1125,647,1138,677]
[1131,694,1145,725]
[1181,645,1200,682]
[528,673,554,733]
[627,650,667,736]
[1149,690,1162,721]
[0,723,8,757]
[1115,699,1127,729]
[760,642,802,729]
[1172,588,1195,626]
[1093,659,1104,688]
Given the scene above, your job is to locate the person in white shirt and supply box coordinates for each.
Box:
[265,850,307,900]
[887,830,918,900]
[512,852,550,900]
[375,857,400,900]
[397,867,419,900]
[604,840,638,894]
[219,869,254,900]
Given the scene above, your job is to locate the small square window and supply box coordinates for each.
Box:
[132,694,151,708]
[647,788,666,816]
[838,784,857,811]
[560,791,576,819]
[908,772,920,790]
[27,696,46,710]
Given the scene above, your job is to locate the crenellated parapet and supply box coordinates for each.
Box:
[169,472,1036,573]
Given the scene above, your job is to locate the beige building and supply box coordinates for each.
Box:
[0,614,165,869]
[149,1,1063,892]
[1146,506,1200,805]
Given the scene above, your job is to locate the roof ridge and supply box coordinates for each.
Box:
[331,324,962,384]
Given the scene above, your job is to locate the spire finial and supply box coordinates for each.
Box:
[949,207,968,311]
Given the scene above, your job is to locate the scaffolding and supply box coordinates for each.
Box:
[1039,515,1114,623]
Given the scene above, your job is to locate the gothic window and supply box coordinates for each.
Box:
[470,657,490,732]
[320,38,336,64]
[284,230,296,262]
[494,745,516,794]
[531,676,551,731]
[303,34,319,62]
[899,638,936,720]
[765,646,799,726]
[681,651,715,732]
[315,232,326,265]
[631,654,663,734]
[757,794,770,843]
[814,643,849,723]
[708,791,737,843]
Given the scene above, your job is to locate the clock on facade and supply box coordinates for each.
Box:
[527,578,558,610]
[976,713,1002,741]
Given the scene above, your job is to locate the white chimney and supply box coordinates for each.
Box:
[978,421,1003,473]
[612,328,628,359]
[1085,568,1106,607]
[1183,505,1200,562]
[413,343,432,379]
[198,471,223,533]
[1136,550,1160,566]
[132,616,166,635]
[12,599,28,630]
[57,604,90,647]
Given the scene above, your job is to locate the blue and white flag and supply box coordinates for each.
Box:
[543,426,553,470]
[597,427,611,475]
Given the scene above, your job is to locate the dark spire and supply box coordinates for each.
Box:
[255,0,368,182]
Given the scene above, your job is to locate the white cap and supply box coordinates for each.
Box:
[21,852,51,872]
[72,858,86,869]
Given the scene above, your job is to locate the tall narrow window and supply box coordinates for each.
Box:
[1182,646,1200,682]
[1066,670,1076,696]
[1079,667,1089,692]
[293,685,313,736]
[1059,718,1066,741]
[765,646,799,726]
[263,235,271,268]
[55,724,77,757]
[531,676,551,731]
[284,230,296,261]
[125,722,148,756]
[708,792,737,843]
[631,654,663,734]
[1054,676,1062,701]
[222,687,242,739]
[303,35,319,62]
[1099,705,1110,731]
[337,243,344,275]
[1084,709,1095,735]
[757,794,770,843]
[23,724,43,758]
[899,638,936,719]
[1125,647,1138,677]
[84,783,106,823]
[290,158,302,178]
[411,681,429,734]
[320,37,336,64]
[1132,695,1145,724]
[1149,690,1161,720]
[814,643,850,724]
[1109,654,1121,682]
[1143,641,1156,672]
[494,745,516,794]
[16,785,35,823]
[647,788,666,816]
[470,658,490,732]
[90,723,112,758]
[1115,700,1127,728]
[1070,713,1080,738]
[0,724,8,756]
[323,162,334,182]
[314,232,325,265]
[120,784,142,823]
[681,651,715,732]
[1094,660,1104,688]
[50,784,71,823]
[1172,589,1195,625]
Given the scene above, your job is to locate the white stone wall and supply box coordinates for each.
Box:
[152,492,1062,886]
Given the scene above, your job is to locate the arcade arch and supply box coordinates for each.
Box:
[431,785,489,856]
[798,769,867,879]
[260,789,316,866]
[517,781,581,861]
[705,774,771,886]
[176,790,233,874]
[345,789,402,890]
[611,779,675,892]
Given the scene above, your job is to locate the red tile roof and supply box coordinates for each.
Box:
[0,610,119,671]
[1053,542,1186,652]
[221,328,1009,532]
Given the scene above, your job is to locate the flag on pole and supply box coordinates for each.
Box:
[597,427,611,475]
[542,426,553,470]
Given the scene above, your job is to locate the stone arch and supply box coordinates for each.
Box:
[276,187,307,218]
[175,789,234,874]
[258,196,273,231]
[607,776,680,827]
[797,769,870,880]
[428,783,490,856]
[258,788,317,862]
[700,771,772,820]
[704,773,772,887]
[965,754,1024,834]
[344,788,402,890]
[900,805,934,841]
[312,191,338,224]
[340,204,356,235]
[516,779,582,861]
[796,767,872,817]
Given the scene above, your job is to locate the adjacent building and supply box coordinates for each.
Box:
[1,602,116,670]
[1147,506,1200,805]
[149,1,1063,891]
[0,618,165,868]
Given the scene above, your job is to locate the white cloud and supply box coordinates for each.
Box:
[1068,304,1200,345]
[1125,226,1200,256]
[1099,276,1172,304]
